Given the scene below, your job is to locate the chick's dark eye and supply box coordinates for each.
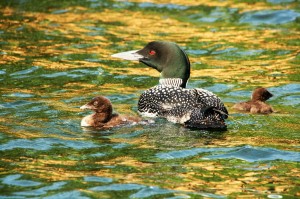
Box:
[149,50,156,56]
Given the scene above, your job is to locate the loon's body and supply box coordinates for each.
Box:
[138,84,227,129]
[112,41,228,130]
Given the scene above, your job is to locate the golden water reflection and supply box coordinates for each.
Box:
[0,1,299,198]
[1,6,298,87]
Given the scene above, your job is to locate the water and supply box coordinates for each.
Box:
[0,0,299,198]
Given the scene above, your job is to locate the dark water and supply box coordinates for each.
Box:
[0,0,299,198]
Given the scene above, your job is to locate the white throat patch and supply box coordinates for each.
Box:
[159,78,183,87]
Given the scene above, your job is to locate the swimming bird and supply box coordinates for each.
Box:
[112,41,228,130]
[233,87,274,114]
[80,96,141,128]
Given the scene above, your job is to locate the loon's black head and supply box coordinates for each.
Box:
[112,41,190,88]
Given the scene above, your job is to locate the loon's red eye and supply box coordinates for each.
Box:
[149,50,156,56]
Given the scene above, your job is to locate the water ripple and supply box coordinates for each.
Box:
[0,100,34,109]
[281,95,300,106]
[89,183,145,191]
[0,138,99,151]
[84,176,113,183]
[1,174,41,187]
[52,9,69,14]
[269,83,300,96]
[186,49,209,55]
[156,147,233,160]
[130,186,175,198]
[205,145,300,162]
[157,145,300,162]
[204,83,235,93]
[239,10,300,25]
[9,66,39,76]
[138,2,187,10]
[43,190,89,199]
[14,182,67,196]
[267,0,295,4]
[3,92,35,98]
[89,183,225,199]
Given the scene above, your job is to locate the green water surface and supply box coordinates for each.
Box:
[0,0,299,198]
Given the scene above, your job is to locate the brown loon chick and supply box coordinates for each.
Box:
[80,96,141,128]
[233,87,274,114]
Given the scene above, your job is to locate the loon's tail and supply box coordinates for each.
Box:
[184,107,228,130]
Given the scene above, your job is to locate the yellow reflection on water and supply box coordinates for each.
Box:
[128,0,293,12]
[0,2,299,197]
[1,6,298,88]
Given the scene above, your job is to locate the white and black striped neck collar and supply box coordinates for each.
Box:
[159,78,183,87]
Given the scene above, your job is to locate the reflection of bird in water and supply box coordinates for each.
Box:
[112,41,228,130]
[80,96,141,129]
[140,122,226,150]
[233,87,274,114]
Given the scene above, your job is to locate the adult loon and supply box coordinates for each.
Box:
[112,41,228,130]
[80,96,141,128]
[233,87,274,114]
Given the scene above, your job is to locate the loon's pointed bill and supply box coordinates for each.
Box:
[80,104,92,110]
[111,50,144,61]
